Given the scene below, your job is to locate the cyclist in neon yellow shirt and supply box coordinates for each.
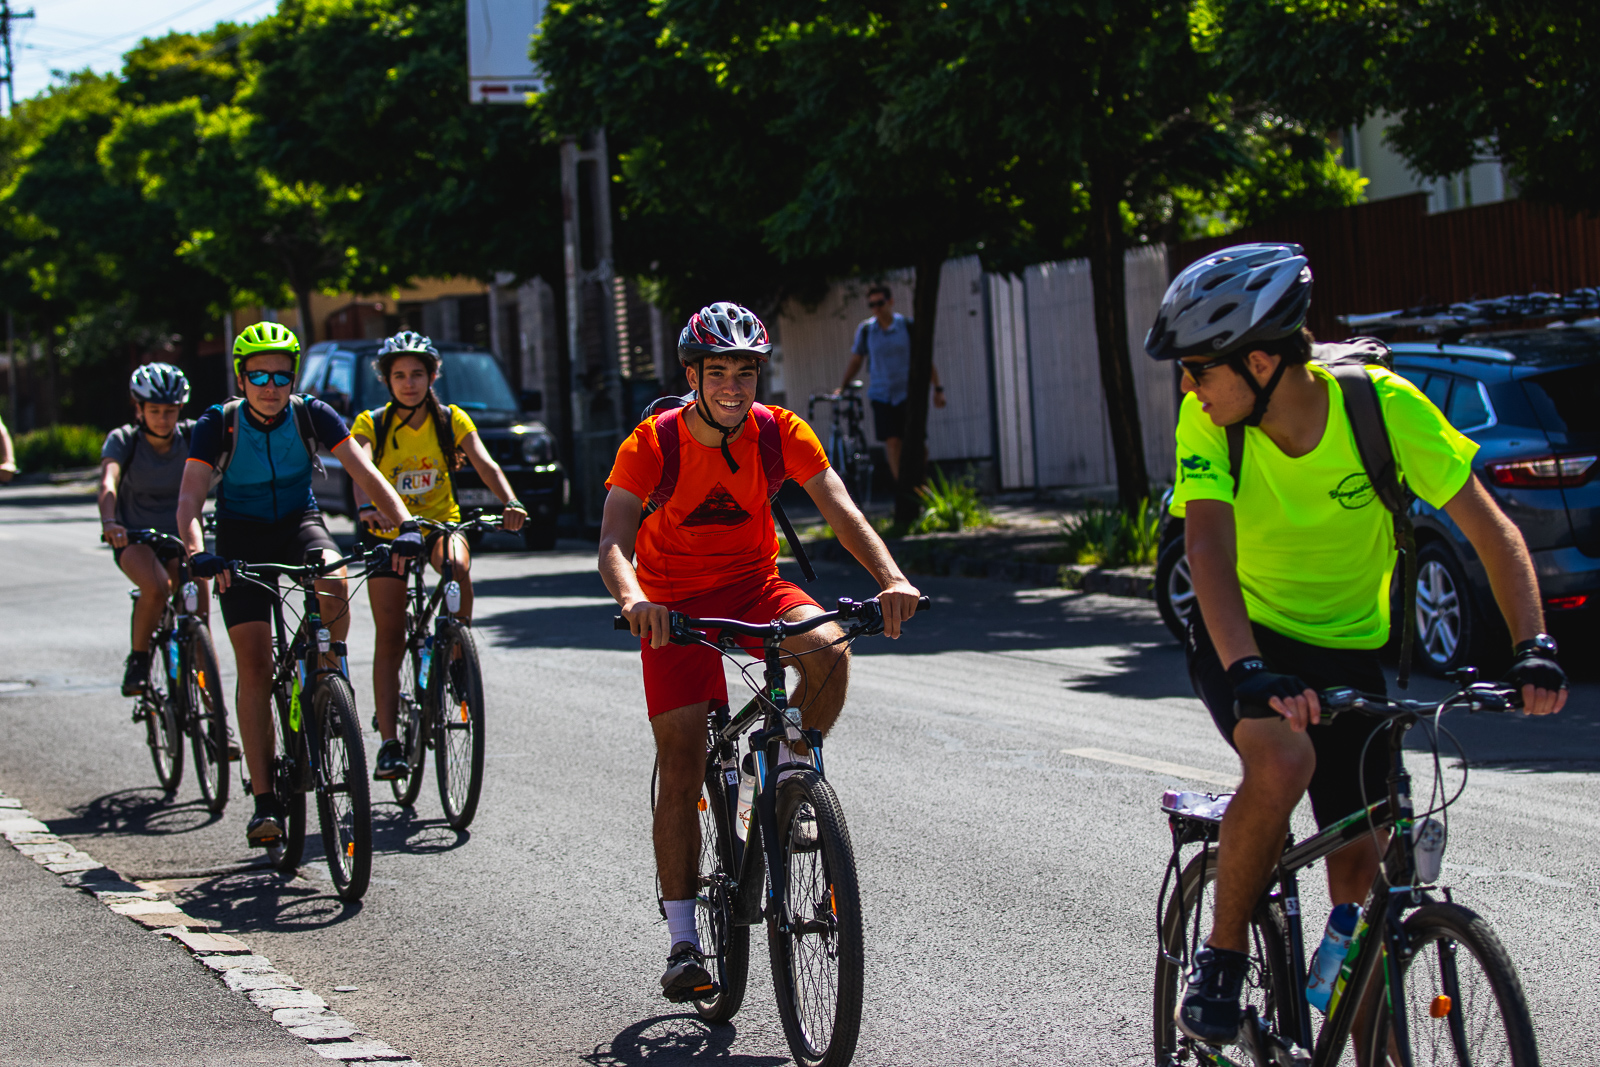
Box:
[350,332,526,782]
[1148,244,1567,1046]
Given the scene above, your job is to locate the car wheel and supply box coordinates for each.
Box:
[1155,536,1194,645]
[1413,541,1479,676]
[522,524,559,552]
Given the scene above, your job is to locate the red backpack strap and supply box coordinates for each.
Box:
[642,407,683,517]
[750,403,785,501]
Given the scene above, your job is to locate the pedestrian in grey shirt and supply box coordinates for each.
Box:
[836,284,946,479]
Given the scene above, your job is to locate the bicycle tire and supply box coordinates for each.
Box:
[693,763,750,1024]
[768,770,863,1067]
[433,622,486,831]
[313,674,372,902]
[266,687,307,873]
[1153,846,1297,1065]
[184,621,230,815]
[390,635,427,807]
[1384,902,1539,1067]
[145,638,184,796]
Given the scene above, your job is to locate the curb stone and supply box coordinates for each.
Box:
[0,787,420,1065]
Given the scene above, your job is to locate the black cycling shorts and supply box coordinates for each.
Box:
[215,511,340,629]
[1186,614,1391,829]
[870,400,907,442]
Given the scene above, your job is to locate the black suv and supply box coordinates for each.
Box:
[1155,327,1600,673]
[298,340,566,550]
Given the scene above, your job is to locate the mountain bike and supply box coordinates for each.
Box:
[384,511,501,830]
[124,529,233,814]
[809,382,873,504]
[1154,672,1539,1067]
[614,594,931,1067]
[230,544,390,902]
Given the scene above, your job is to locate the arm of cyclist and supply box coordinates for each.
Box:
[332,436,421,567]
[598,486,671,648]
[1442,476,1567,716]
[801,466,922,638]
[346,433,388,533]
[98,457,128,549]
[175,458,235,590]
[459,430,526,532]
[0,416,15,482]
[1186,498,1320,730]
[835,353,864,396]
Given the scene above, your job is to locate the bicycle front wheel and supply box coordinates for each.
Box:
[144,640,184,796]
[266,686,306,873]
[433,623,485,831]
[391,637,426,807]
[694,766,750,1024]
[1390,903,1539,1067]
[313,675,372,902]
[768,770,863,1067]
[184,622,230,814]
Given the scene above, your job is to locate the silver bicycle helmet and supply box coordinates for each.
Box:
[129,362,191,406]
[376,330,439,378]
[677,301,772,364]
[1144,243,1312,362]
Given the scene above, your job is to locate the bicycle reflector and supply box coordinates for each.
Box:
[1430,994,1452,1019]
[1484,453,1597,488]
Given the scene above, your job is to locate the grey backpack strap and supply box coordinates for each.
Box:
[1226,422,1245,497]
[212,399,243,483]
[289,395,327,478]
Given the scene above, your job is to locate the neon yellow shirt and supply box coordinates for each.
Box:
[351,403,476,538]
[1170,363,1478,649]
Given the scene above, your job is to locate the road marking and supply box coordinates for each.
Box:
[1061,747,1237,787]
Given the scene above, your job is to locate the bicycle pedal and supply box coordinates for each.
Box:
[130,705,148,723]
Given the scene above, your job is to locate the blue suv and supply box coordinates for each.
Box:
[1154,326,1600,674]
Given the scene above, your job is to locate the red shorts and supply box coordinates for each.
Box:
[641,574,820,719]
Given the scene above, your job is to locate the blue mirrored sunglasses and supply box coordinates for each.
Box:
[245,370,295,388]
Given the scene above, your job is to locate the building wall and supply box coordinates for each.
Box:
[1347,114,1507,214]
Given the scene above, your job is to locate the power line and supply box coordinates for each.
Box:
[1,1,36,112]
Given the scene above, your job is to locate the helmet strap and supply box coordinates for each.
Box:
[134,414,176,441]
[692,360,743,474]
[1231,353,1290,428]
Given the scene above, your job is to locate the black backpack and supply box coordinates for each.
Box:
[1225,338,1420,687]
[210,395,325,486]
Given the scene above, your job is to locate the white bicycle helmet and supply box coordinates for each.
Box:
[1144,243,1312,362]
[129,362,191,406]
[677,301,772,364]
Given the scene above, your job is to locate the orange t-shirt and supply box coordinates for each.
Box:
[607,405,830,602]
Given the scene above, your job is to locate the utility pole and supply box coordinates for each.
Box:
[0,2,35,114]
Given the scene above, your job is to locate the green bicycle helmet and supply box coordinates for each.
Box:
[232,321,302,378]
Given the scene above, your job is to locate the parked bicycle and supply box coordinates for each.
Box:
[1154,672,1539,1067]
[384,511,498,830]
[229,545,388,902]
[809,382,873,504]
[614,593,930,1067]
[124,529,233,814]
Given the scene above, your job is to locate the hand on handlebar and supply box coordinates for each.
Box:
[189,550,234,592]
[102,521,128,549]
[502,502,527,532]
[1230,658,1320,731]
[620,598,673,649]
[876,580,922,639]
[390,519,424,573]
[1503,652,1567,717]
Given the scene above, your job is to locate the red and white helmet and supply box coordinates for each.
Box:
[677,301,771,365]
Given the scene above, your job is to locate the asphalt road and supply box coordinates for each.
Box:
[0,486,1594,1066]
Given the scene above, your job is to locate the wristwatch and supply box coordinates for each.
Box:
[1512,633,1558,659]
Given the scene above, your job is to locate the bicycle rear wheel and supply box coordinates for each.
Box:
[144,638,184,796]
[1387,903,1538,1067]
[846,434,873,504]
[184,622,230,815]
[433,622,485,831]
[693,765,750,1024]
[768,770,863,1067]
[313,675,372,902]
[266,687,307,873]
[390,635,426,807]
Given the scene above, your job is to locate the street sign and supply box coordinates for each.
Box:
[467,0,544,104]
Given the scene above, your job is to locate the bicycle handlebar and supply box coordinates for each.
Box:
[612,595,932,640]
[232,543,390,585]
[1319,682,1523,718]
[124,528,188,557]
[413,511,507,535]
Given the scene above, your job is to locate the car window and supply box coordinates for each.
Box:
[1395,367,1430,391]
[436,351,518,414]
[1522,363,1600,445]
[1446,379,1492,430]
[324,354,355,415]
[1421,374,1452,412]
[298,351,329,393]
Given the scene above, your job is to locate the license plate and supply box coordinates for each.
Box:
[455,488,498,507]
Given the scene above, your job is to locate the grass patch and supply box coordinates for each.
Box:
[1058,497,1163,567]
[910,465,995,534]
[14,424,103,473]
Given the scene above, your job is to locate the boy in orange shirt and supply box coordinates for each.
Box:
[600,301,922,1001]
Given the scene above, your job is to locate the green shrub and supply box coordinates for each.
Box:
[911,465,995,534]
[14,424,104,473]
[1059,497,1163,567]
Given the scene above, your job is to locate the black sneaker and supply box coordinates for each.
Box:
[1177,946,1250,1046]
[246,799,286,847]
[121,652,150,698]
[373,738,410,781]
[660,941,716,1003]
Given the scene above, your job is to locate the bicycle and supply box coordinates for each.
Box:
[1153,672,1540,1067]
[124,529,232,814]
[384,511,500,830]
[808,382,873,504]
[229,544,390,902]
[613,593,931,1067]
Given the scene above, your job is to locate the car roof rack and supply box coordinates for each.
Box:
[1339,288,1600,336]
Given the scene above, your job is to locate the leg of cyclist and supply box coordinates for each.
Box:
[435,532,472,622]
[227,621,284,841]
[776,603,850,745]
[652,700,718,1002]
[118,543,171,695]
[367,574,410,780]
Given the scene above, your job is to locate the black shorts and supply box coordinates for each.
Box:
[870,400,907,442]
[358,529,405,581]
[1186,614,1391,829]
[215,511,340,628]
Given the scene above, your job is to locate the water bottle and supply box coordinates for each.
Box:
[1305,903,1360,1013]
[736,772,756,843]
[166,641,180,679]
[418,636,433,690]
[1412,817,1446,883]
[444,581,462,616]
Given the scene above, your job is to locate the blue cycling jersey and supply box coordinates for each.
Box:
[189,397,350,522]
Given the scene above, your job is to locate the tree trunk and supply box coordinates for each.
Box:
[1085,166,1150,511]
[893,252,944,529]
[40,325,59,427]
[295,286,316,349]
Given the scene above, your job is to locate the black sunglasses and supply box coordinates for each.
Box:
[867,299,886,309]
[1179,353,1237,384]
[245,370,295,388]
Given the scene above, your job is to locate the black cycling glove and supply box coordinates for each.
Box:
[1502,650,1565,695]
[188,552,231,579]
[1228,657,1312,720]
[390,520,425,558]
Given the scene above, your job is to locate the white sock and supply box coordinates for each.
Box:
[663,899,699,952]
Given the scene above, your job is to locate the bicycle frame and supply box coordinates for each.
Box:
[125,530,206,711]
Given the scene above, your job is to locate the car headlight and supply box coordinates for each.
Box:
[520,431,554,466]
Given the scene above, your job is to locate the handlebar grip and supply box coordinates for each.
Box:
[613,616,630,631]
[918,596,932,611]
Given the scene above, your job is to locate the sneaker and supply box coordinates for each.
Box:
[246,803,286,847]
[1176,946,1251,1046]
[121,652,150,698]
[373,738,410,781]
[660,941,716,1003]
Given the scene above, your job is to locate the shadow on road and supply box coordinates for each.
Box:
[582,1014,787,1066]
[52,787,223,839]
[371,803,470,855]
[175,867,363,933]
